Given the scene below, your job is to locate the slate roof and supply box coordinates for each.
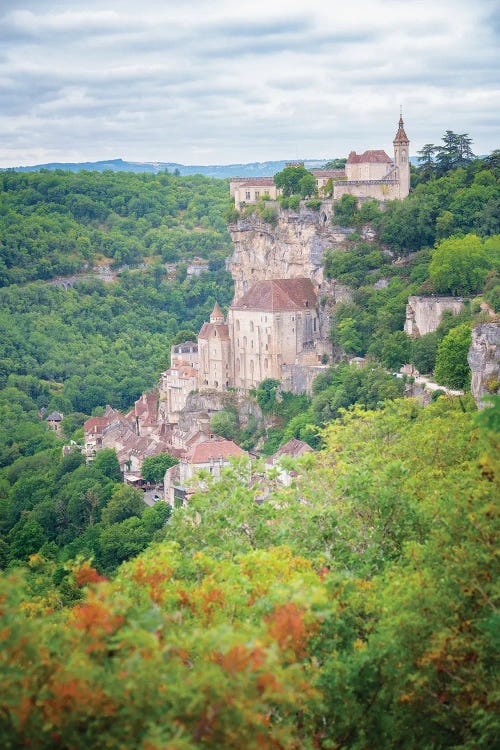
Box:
[310,169,345,178]
[346,150,392,164]
[231,278,317,313]
[46,411,63,421]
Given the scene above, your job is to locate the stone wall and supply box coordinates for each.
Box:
[280,364,328,395]
[404,295,466,337]
[467,322,500,408]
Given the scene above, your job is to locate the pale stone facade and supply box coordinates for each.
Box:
[333,115,410,202]
[230,177,280,208]
[197,303,232,391]
[227,278,321,390]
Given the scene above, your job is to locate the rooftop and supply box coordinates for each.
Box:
[231,278,318,313]
[346,150,392,164]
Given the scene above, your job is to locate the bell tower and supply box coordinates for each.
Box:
[393,108,410,198]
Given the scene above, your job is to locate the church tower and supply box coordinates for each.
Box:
[393,110,410,199]
[197,302,232,391]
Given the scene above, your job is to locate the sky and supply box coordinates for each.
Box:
[0,0,499,167]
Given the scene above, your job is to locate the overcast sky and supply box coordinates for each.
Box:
[0,0,498,167]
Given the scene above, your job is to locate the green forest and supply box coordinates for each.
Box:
[0,143,499,747]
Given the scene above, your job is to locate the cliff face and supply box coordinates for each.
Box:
[227,203,357,300]
[467,322,500,407]
[404,296,466,337]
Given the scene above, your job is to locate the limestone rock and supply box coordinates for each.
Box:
[467,322,500,407]
[227,204,357,301]
[404,295,466,337]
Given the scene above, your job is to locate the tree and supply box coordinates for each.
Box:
[210,409,240,441]
[141,453,178,484]
[101,484,145,526]
[434,323,472,389]
[92,449,122,482]
[333,194,358,226]
[429,233,495,296]
[274,165,316,198]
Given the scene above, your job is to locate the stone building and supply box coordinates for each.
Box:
[333,115,410,201]
[158,342,198,423]
[228,278,321,390]
[197,303,232,391]
[230,177,280,208]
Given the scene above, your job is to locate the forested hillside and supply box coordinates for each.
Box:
[0,170,232,286]
[1,395,498,748]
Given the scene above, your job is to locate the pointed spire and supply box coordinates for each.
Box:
[394,109,409,144]
[210,302,225,323]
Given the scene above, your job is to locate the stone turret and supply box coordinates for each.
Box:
[393,111,410,199]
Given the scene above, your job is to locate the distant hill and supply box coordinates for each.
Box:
[2,157,334,178]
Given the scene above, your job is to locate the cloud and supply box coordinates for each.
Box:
[0,0,498,166]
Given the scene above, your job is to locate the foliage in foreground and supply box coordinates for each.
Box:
[0,397,498,748]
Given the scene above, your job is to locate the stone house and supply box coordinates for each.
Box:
[230,177,280,208]
[164,436,248,506]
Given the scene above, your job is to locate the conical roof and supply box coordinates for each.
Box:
[210,302,225,323]
[393,115,409,144]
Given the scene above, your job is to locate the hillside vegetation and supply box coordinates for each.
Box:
[1,395,498,748]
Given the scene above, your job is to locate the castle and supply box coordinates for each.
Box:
[230,115,410,206]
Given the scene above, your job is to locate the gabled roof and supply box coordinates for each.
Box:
[346,150,392,164]
[46,411,63,421]
[266,438,313,465]
[231,278,317,312]
[188,439,247,464]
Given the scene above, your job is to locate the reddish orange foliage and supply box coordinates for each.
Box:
[74,562,107,586]
[132,561,172,604]
[43,677,115,727]
[71,598,123,649]
[265,602,313,658]
[214,645,265,674]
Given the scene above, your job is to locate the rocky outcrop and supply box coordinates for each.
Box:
[467,322,500,407]
[404,295,466,337]
[227,203,361,300]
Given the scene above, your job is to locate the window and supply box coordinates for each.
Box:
[250,321,254,332]
[245,191,251,200]
[254,191,260,199]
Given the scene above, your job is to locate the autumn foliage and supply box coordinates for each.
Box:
[0,398,498,748]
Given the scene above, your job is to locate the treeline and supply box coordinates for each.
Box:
[1,395,497,747]
[0,170,232,286]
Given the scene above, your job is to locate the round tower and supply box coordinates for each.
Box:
[393,110,410,199]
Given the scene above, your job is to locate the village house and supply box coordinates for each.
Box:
[164,436,248,506]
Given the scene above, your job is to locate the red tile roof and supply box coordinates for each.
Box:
[188,439,247,464]
[231,278,317,312]
[198,322,230,340]
[266,438,313,465]
[346,150,392,164]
